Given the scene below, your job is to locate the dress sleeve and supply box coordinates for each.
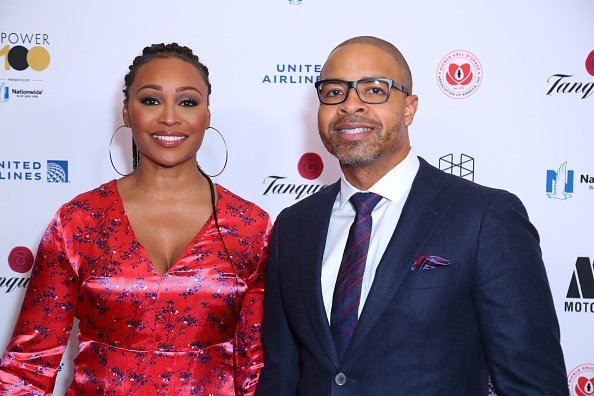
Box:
[233,218,272,396]
[0,209,79,394]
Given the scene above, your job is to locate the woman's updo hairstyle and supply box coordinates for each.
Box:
[123,43,212,104]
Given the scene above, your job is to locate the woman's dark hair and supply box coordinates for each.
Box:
[123,42,212,104]
[124,43,212,169]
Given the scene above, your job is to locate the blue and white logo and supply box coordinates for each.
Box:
[546,161,574,199]
[0,82,9,102]
[47,160,69,183]
[288,0,302,4]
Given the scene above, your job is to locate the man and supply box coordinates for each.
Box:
[256,36,567,395]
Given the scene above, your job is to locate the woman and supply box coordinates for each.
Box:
[0,43,271,395]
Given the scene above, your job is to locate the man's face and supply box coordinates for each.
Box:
[317,43,418,168]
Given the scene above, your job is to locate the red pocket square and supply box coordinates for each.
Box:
[410,255,450,271]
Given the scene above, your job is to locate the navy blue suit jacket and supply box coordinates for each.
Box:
[256,158,567,396]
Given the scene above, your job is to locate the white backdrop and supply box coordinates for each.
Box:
[1,1,593,394]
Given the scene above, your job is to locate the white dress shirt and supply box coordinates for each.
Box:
[321,149,420,322]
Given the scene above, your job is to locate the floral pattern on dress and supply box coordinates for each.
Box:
[0,180,271,395]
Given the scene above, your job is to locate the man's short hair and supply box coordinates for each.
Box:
[329,36,413,92]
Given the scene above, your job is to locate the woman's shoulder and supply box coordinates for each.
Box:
[57,180,120,218]
[216,184,270,224]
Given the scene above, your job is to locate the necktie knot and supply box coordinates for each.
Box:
[350,192,382,216]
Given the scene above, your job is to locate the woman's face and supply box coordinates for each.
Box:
[123,57,210,170]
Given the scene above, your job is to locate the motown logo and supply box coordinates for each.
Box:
[568,364,594,396]
[565,257,594,313]
[546,161,574,200]
[439,153,474,182]
[436,50,483,99]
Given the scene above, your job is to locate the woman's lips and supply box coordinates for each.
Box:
[150,132,188,147]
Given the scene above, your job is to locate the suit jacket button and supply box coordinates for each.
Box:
[335,372,347,386]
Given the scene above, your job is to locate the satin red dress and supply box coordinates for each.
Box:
[0,180,271,395]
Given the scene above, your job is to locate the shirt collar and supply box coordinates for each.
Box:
[339,148,420,209]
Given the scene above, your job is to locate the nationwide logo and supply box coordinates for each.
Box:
[0,159,70,183]
[262,63,321,84]
[263,152,327,200]
[436,50,483,99]
[565,257,594,314]
[546,162,593,199]
[0,81,8,102]
[1,246,33,293]
[546,161,574,199]
[439,153,475,182]
[568,363,594,396]
[0,32,50,72]
[546,50,594,99]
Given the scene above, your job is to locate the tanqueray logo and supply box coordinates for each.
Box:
[1,246,33,293]
[546,50,594,99]
[439,153,475,182]
[263,152,327,200]
[546,161,574,200]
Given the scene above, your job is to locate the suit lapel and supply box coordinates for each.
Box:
[344,158,453,361]
[300,181,341,367]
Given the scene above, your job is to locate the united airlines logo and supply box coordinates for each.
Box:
[546,161,574,199]
[439,153,474,182]
[565,257,594,314]
[47,160,68,183]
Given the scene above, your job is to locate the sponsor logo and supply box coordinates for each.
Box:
[587,50,594,77]
[8,246,34,273]
[546,161,574,199]
[436,50,483,99]
[546,162,593,199]
[0,81,8,102]
[546,51,594,99]
[0,32,50,72]
[262,64,322,84]
[439,153,475,182]
[288,0,302,4]
[565,257,594,313]
[2,246,32,293]
[263,153,327,200]
[0,159,70,183]
[568,364,594,396]
[298,152,323,180]
[47,160,69,183]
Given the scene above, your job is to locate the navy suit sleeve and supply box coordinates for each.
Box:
[474,192,568,395]
[256,215,300,395]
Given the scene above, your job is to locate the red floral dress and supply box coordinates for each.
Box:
[0,180,271,395]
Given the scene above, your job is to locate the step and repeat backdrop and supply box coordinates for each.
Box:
[1,0,593,394]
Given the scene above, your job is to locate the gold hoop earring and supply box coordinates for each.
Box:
[109,125,138,176]
[199,126,228,177]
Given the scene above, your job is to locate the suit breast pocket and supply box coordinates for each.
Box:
[400,263,457,290]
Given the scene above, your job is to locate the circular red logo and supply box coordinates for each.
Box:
[586,50,594,77]
[568,363,594,396]
[8,246,34,273]
[298,153,323,180]
[436,50,483,99]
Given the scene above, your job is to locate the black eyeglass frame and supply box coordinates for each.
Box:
[314,77,411,105]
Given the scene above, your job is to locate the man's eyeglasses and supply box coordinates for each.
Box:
[314,78,410,105]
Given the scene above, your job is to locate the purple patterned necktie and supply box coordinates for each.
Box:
[330,192,383,360]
